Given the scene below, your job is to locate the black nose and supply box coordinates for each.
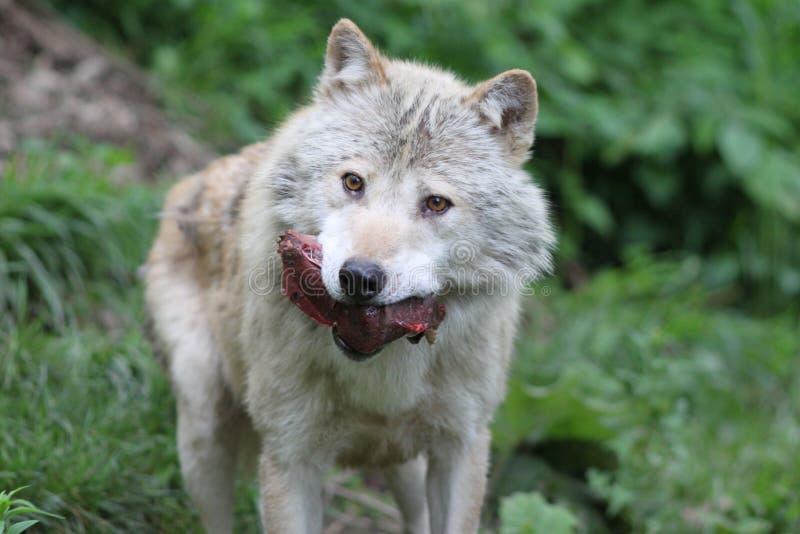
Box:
[339,257,386,302]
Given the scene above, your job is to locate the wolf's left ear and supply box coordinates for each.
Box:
[468,69,538,164]
[317,19,385,97]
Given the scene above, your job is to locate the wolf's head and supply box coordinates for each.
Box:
[267,19,554,306]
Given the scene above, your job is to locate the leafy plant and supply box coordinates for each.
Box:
[0,487,62,534]
[492,257,800,532]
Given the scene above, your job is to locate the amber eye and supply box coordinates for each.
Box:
[425,195,451,214]
[342,173,364,193]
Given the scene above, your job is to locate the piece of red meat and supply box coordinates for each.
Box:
[277,230,446,357]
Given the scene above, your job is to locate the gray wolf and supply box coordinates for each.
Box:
[143,18,554,533]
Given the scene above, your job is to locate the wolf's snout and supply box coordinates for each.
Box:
[339,257,386,302]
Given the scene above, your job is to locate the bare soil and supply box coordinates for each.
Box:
[0,0,214,180]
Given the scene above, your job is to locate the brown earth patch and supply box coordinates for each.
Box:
[0,0,215,180]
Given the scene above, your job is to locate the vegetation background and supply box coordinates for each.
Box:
[1,0,798,532]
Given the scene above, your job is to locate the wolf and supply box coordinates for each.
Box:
[143,18,554,534]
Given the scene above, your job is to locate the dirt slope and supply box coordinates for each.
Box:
[0,0,214,180]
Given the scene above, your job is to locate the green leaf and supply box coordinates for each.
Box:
[499,492,578,534]
[4,506,56,519]
[4,488,28,500]
[561,173,615,236]
[7,520,39,534]
[493,363,624,451]
[742,149,800,220]
[717,120,764,176]
[632,112,685,157]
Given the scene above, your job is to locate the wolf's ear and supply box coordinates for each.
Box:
[468,69,538,164]
[317,19,385,97]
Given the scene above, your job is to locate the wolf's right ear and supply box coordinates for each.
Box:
[317,19,385,98]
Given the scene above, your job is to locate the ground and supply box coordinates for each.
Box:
[0,0,212,181]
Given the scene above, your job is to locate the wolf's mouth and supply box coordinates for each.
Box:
[277,231,446,360]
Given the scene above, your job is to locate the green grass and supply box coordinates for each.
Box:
[0,140,159,330]
[0,141,198,532]
[2,141,798,532]
[1,317,194,532]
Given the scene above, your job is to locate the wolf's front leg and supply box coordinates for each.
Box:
[258,452,324,534]
[176,405,238,534]
[385,455,430,534]
[426,427,491,534]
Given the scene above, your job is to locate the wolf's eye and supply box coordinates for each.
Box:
[342,173,364,194]
[425,195,451,214]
